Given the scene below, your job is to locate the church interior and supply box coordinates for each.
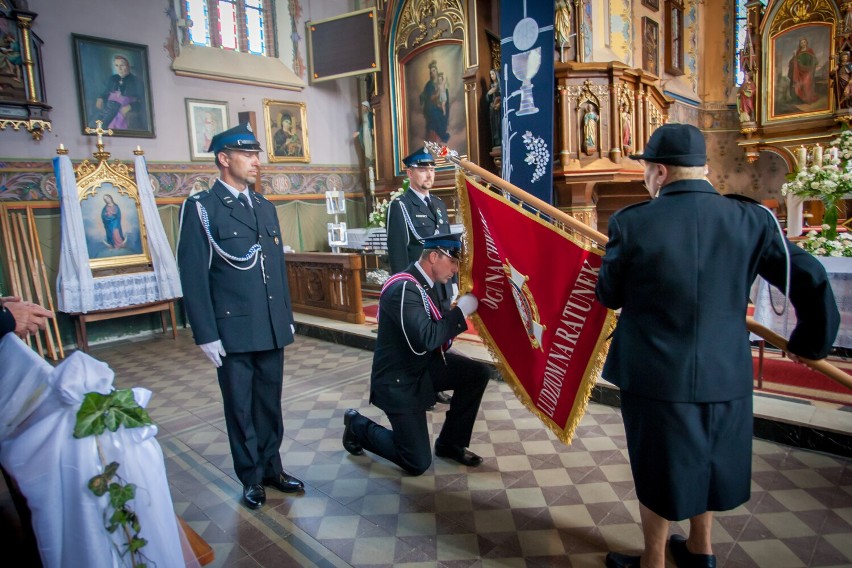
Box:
[0,0,851,566]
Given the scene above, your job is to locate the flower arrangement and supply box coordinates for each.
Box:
[782,131,852,240]
[796,230,852,257]
[367,182,407,228]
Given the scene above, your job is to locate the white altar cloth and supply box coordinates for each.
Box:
[751,256,852,348]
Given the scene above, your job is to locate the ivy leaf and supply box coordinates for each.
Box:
[74,389,153,438]
[74,392,111,438]
[129,536,148,553]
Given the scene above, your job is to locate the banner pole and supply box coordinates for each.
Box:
[454,157,608,245]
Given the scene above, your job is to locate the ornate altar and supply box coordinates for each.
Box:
[735,0,848,234]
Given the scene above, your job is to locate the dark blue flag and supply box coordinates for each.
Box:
[500,0,555,204]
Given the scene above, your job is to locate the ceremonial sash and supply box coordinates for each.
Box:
[379,272,452,353]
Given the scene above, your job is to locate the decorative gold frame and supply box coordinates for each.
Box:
[306,8,380,83]
[765,21,834,123]
[75,133,151,271]
[263,99,310,163]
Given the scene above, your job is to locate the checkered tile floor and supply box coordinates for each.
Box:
[2,329,850,567]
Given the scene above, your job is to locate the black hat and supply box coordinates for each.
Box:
[403,147,436,168]
[629,123,706,167]
[423,232,462,259]
[207,122,263,155]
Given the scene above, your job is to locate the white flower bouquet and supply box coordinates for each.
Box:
[367,185,406,228]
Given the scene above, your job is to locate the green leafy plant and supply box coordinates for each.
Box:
[75,389,154,568]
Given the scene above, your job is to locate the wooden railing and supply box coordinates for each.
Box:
[285,252,365,324]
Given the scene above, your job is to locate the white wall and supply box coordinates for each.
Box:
[1,0,361,166]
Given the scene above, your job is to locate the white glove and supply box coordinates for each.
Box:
[200,340,226,367]
[456,293,479,317]
[290,323,295,334]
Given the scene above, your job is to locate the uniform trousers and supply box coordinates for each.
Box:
[217,348,285,485]
[352,351,490,475]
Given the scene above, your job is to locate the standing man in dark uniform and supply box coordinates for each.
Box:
[386,147,454,404]
[177,123,303,510]
[597,124,839,568]
[342,233,491,475]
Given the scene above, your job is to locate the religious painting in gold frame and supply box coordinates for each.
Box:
[766,22,833,123]
[75,157,151,271]
[263,99,310,163]
[395,40,468,173]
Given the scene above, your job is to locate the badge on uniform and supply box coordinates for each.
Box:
[274,236,280,245]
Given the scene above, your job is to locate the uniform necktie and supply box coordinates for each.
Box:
[424,196,437,217]
[238,193,251,209]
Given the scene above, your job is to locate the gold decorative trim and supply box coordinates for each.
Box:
[0,119,52,141]
[394,0,465,53]
[769,0,837,36]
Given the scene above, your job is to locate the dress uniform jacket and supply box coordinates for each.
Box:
[177,181,295,352]
[369,264,468,413]
[386,188,453,310]
[596,178,839,403]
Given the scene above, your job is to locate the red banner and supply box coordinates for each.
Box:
[458,175,615,444]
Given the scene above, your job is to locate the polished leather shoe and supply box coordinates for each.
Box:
[343,409,365,455]
[669,534,716,568]
[262,472,305,494]
[242,484,266,509]
[434,441,483,467]
[435,391,452,404]
[605,552,641,568]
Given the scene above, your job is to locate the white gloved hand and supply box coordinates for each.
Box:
[199,340,226,367]
[290,323,295,334]
[456,293,479,317]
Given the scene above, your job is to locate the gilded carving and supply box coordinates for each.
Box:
[769,0,836,36]
[394,0,465,52]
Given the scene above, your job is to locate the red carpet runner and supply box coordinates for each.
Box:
[754,352,852,404]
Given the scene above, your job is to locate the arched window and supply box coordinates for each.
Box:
[735,0,767,85]
[182,0,274,56]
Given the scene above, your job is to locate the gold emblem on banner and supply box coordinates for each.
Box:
[504,261,546,350]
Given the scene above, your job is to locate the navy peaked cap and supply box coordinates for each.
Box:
[208,122,263,154]
[403,147,436,168]
[629,123,706,167]
[423,232,462,259]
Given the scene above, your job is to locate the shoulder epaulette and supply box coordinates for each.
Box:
[191,190,211,200]
[616,200,651,213]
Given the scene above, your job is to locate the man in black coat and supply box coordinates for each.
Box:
[342,233,491,475]
[597,124,839,568]
[0,296,53,339]
[177,123,302,510]
[386,148,455,404]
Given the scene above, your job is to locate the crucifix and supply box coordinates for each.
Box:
[85,120,114,154]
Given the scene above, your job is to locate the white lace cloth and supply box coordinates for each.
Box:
[0,335,199,568]
[61,272,163,313]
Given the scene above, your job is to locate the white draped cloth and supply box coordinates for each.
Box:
[0,335,198,568]
[55,153,182,314]
[135,155,182,300]
[55,154,96,313]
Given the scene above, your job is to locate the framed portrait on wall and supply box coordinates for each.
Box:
[397,40,467,171]
[185,99,229,161]
[72,34,154,138]
[641,18,659,76]
[767,23,832,122]
[263,99,310,163]
[641,0,660,11]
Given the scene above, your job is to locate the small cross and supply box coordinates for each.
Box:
[85,120,114,148]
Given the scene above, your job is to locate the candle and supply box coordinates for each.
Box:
[58,143,65,151]
[831,147,839,162]
[814,144,823,167]
[797,145,807,170]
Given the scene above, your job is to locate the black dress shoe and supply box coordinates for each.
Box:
[435,391,452,404]
[343,409,364,455]
[669,534,716,568]
[605,552,641,568]
[434,441,483,467]
[262,472,305,494]
[243,484,266,509]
